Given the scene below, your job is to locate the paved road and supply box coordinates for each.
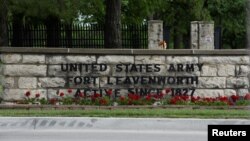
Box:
[0,129,205,141]
[0,118,249,141]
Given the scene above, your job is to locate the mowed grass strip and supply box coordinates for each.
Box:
[0,109,249,119]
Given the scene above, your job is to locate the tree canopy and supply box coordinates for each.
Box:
[0,0,248,48]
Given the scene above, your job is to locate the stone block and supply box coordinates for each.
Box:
[217,65,235,76]
[22,55,45,64]
[166,56,198,64]
[226,77,249,88]
[1,54,22,63]
[135,56,165,64]
[97,55,134,64]
[201,65,217,76]
[4,77,15,88]
[38,77,66,88]
[66,56,96,63]
[198,77,226,88]
[47,89,58,99]
[193,89,224,98]
[48,65,80,77]
[47,56,67,64]
[236,65,249,76]
[3,89,47,101]
[237,89,249,96]
[199,56,249,65]
[18,77,37,88]
[224,89,237,96]
[4,65,47,76]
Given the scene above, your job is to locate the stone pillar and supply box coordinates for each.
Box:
[148,20,163,49]
[191,21,214,49]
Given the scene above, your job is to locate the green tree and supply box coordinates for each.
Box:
[208,0,247,49]
[149,0,210,49]
[8,0,81,47]
[78,0,105,24]
[0,0,8,46]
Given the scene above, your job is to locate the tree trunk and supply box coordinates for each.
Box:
[104,0,121,48]
[12,13,24,47]
[0,0,8,46]
[45,16,60,47]
[173,28,183,49]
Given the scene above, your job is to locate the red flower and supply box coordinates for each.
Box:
[49,98,57,105]
[120,96,126,101]
[174,96,181,101]
[79,92,84,98]
[128,93,134,99]
[159,93,164,99]
[230,95,239,102]
[204,97,215,102]
[165,88,171,94]
[59,92,64,97]
[170,98,177,104]
[244,93,250,100]
[181,95,189,101]
[94,93,101,98]
[91,93,101,101]
[99,98,108,105]
[25,91,31,97]
[67,89,73,94]
[106,89,112,96]
[153,94,159,99]
[35,93,40,98]
[128,93,140,100]
[146,95,151,101]
[218,96,228,102]
[191,96,199,102]
[131,94,140,101]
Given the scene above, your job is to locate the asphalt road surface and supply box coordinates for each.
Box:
[0,129,205,141]
[0,118,249,141]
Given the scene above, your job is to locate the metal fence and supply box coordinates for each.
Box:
[7,23,221,49]
[7,23,148,49]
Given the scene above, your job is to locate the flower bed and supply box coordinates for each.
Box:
[19,88,250,107]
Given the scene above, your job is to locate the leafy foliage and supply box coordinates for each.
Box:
[3,0,248,48]
[208,0,247,48]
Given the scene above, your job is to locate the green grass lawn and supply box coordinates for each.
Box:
[0,109,249,119]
